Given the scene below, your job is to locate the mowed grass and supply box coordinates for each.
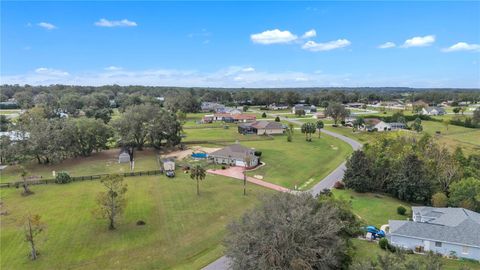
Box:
[0,173,271,270]
[182,125,272,143]
[418,120,480,154]
[0,109,22,115]
[332,189,410,228]
[0,149,160,183]
[244,132,352,190]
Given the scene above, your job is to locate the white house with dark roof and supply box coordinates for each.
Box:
[388,207,480,260]
[422,106,446,116]
[292,104,317,114]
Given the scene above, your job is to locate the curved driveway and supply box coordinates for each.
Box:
[202,113,362,270]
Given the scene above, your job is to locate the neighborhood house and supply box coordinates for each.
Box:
[204,113,256,123]
[292,104,317,114]
[267,103,289,110]
[238,121,285,135]
[422,106,446,116]
[208,144,259,167]
[388,207,480,260]
[363,118,391,132]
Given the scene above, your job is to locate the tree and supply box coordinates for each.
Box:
[261,112,267,118]
[164,90,200,113]
[94,174,128,230]
[449,177,480,212]
[55,171,72,184]
[343,150,374,192]
[113,104,157,150]
[473,107,480,125]
[23,214,45,260]
[316,120,324,137]
[353,117,364,131]
[300,122,316,141]
[190,165,206,196]
[243,155,252,196]
[453,107,461,114]
[431,192,448,207]
[286,126,293,142]
[20,167,33,196]
[295,109,305,117]
[325,103,350,125]
[0,115,10,131]
[176,110,187,123]
[59,93,83,116]
[72,118,113,156]
[274,116,280,122]
[411,117,423,132]
[224,193,356,270]
[388,154,432,203]
[353,250,443,270]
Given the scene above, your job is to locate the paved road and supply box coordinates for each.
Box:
[202,113,362,270]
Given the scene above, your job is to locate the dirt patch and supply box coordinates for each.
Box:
[162,146,221,160]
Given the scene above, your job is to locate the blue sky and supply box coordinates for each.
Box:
[1,1,479,88]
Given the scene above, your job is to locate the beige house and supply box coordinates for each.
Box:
[238,121,285,135]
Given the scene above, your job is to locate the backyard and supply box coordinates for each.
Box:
[0,173,271,270]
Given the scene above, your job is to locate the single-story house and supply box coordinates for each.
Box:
[201,102,225,113]
[344,117,357,127]
[388,207,480,260]
[389,122,407,130]
[422,107,446,116]
[363,118,391,132]
[209,144,259,167]
[202,114,214,123]
[238,121,285,135]
[212,113,256,123]
[346,102,365,108]
[315,111,326,119]
[292,104,317,114]
[118,147,132,163]
[268,103,289,110]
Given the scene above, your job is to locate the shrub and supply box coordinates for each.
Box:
[136,220,146,226]
[275,116,280,122]
[379,238,388,250]
[254,151,262,157]
[221,165,226,170]
[333,181,345,189]
[261,112,267,118]
[397,206,407,215]
[431,192,448,207]
[55,171,72,184]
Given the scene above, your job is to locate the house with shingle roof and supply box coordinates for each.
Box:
[238,121,285,135]
[422,106,446,116]
[388,207,480,260]
[208,144,259,167]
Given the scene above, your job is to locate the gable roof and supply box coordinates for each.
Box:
[240,121,283,130]
[389,207,480,247]
[424,106,446,113]
[209,144,256,159]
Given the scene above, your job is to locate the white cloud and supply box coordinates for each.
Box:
[242,67,255,72]
[302,29,317,39]
[442,42,480,52]
[250,29,298,44]
[94,18,137,27]
[37,22,57,30]
[35,67,69,76]
[104,66,123,71]
[378,42,396,49]
[402,35,435,48]
[302,39,351,52]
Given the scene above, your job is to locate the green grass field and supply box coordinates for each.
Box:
[0,109,21,115]
[244,132,352,190]
[332,189,411,228]
[416,120,480,154]
[0,173,271,270]
[0,149,160,183]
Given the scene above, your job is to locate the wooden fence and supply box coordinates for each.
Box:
[0,170,163,189]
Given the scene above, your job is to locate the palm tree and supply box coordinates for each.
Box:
[190,165,206,196]
[301,122,316,141]
[316,120,324,138]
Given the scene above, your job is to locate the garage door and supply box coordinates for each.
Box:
[235,160,245,167]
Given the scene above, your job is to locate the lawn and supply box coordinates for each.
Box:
[0,148,160,183]
[332,189,411,228]
[244,132,352,190]
[0,109,21,115]
[417,120,480,154]
[0,173,271,270]
[182,125,272,143]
